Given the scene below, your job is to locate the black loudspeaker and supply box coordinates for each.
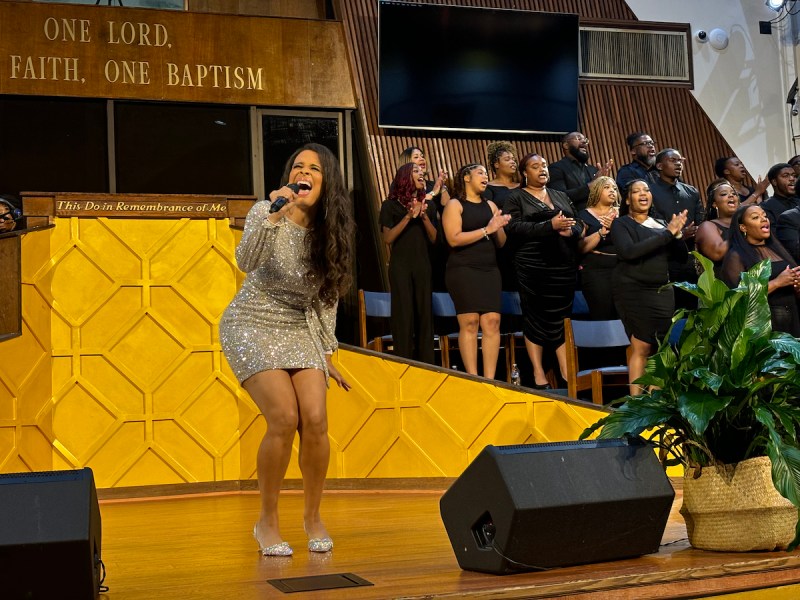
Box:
[440,438,674,574]
[0,468,102,599]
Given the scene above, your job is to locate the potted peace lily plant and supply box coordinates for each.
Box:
[581,253,800,552]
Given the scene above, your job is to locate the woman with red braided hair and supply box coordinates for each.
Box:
[380,162,439,363]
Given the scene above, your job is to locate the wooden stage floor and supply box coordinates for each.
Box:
[99,487,800,600]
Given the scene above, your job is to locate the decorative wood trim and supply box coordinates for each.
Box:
[20,191,256,224]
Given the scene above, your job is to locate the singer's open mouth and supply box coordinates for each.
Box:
[296,181,312,192]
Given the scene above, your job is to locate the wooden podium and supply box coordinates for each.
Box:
[0,229,24,341]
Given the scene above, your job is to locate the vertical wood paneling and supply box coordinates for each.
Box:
[338,0,737,261]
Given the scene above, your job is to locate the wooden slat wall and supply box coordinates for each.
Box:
[337,0,736,209]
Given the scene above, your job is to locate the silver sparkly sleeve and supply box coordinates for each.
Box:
[235,201,281,272]
[313,296,339,353]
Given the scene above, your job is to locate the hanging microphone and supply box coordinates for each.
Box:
[269,183,300,213]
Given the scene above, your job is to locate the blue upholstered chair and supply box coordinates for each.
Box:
[563,317,630,405]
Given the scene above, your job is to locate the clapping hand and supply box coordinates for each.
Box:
[595,158,614,177]
[598,211,616,232]
[776,265,800,290]
[407,200,423,219]
[667,210,688,237]
[551,211,576,236]
[486,209,511,234]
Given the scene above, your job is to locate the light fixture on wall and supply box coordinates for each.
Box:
[708,28,729,50]
[766,0,787,11]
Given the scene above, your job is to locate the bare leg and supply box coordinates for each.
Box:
[291,368,332,541]
[554,342,568,383]
[628,335,652,396]
[243,370,299,549]
[456,313,480,375]
[479,312,501,379]
[524,336,549,386]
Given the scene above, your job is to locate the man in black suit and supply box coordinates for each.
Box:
[548,131,613,211]
[761,163,798,227]
[616,132,658,199]
[649,148,704,308]
[777,207,800,263]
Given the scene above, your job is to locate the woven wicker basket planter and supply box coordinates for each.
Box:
[680,456,798,551]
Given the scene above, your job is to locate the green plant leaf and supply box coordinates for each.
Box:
[593,398,676,440]
[789,512,800,552]
[678,392,732,435]
[766,438,800,507]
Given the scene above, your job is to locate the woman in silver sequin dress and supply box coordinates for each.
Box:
[219,143,354,557]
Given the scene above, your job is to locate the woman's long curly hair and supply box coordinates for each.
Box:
[280,143,354,306]
[388,163,425,208]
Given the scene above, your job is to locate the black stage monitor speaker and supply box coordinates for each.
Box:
[440,438,674,574]
[0,468,102,599]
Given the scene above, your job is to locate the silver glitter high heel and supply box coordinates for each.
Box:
[305,523,333,553]
[253,523,293,557]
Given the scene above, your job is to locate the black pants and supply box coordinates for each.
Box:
[389,261,435,364]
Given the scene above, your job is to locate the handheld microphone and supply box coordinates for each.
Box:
[269,183,300,213]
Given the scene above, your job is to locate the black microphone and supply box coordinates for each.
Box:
[269,183,300,213]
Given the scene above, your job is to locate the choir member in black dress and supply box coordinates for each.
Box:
[380,163,439,363]
[577,176,619,319]
[505,153,583,389]
[483,141,520,210]
[611,179,687,395]
[713,156,768,205]
[695,179,739,274]
[720,204,800,336]
[398,146,450,291]
[442,164,510,378]
[484,141,520,290]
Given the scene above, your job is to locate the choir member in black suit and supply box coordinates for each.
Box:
[548,131,612,212]
[612,179,687,395]
[616,132,657,200]
[649,148,703,309]
[761,163,799,227]
[505,153,583,390]
[777,206,800,263]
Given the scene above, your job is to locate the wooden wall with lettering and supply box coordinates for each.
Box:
[0,1,355,107]
[337,0,735,205]
[188,0,325,18]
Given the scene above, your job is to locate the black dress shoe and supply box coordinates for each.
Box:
[532,383,552,390]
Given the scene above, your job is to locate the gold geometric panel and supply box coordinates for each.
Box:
[47,246,116,324]
[80,288,143,349]
[53,380,117,463]
[108,314,187,387]
[0,217,609,487]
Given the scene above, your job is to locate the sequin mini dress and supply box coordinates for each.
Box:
[219,201,338,383]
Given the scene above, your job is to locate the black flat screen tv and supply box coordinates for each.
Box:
[378,2,579,135]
